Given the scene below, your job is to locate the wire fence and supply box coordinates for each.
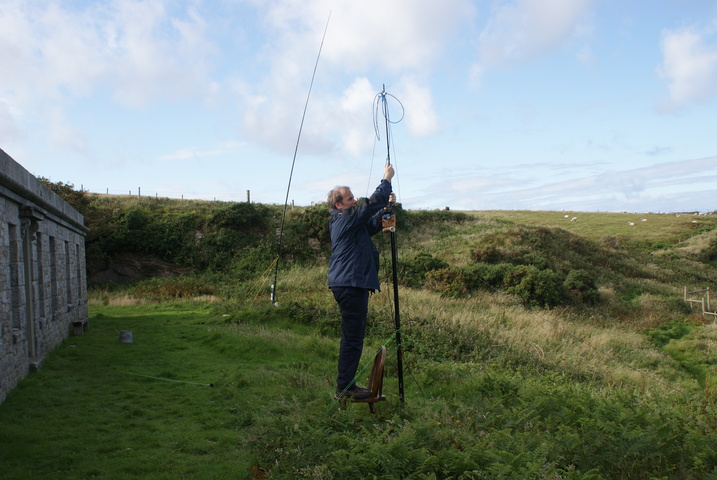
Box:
[83,186,286,205]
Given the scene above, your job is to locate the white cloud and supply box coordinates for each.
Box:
[658,25,717,112]
[338,78,377,157]
[419,156,717,211]
[237,0,471,158]
[399,79,439,137]
[255,0,474,74]
[323,1,474,73]
[0,0,216,127]
[102,1,215,109]
[475,0,594,69]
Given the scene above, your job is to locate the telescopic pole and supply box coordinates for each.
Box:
[389,220,404,403]
[379,85,405,403]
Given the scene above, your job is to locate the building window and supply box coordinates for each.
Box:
[36,232,45,319]
[50,236,57,315]
[9,224,22,330]
[65,240,72,305]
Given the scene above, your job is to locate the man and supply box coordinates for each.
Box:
[327,163,395,399]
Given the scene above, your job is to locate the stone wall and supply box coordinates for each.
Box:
[0,148,88,404]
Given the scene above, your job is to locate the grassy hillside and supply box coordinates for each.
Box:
[13,183,717,478]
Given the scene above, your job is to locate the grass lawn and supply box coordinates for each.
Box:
[0,303,353,480]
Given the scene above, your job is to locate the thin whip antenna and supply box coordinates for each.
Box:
[271,11,331,306]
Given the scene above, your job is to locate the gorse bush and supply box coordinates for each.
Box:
[401,208,471,229]
[462,262,512,291]
[470,225,634,282]
[564,269,601,305]
[504,264,567,308]
[425,267,467,298]
[397,252,450,288]
[418,262,600,309]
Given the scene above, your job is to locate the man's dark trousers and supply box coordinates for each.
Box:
[331,286,369,390]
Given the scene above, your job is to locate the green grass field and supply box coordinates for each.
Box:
[2,296,717,479]
[2,208,717,479]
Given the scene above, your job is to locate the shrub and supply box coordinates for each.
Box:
[209,202,272,232]
[471,244,506,263]
[462,262,512,291]
[402,209,471,230]
[564,269,601,305]
[398,252,450,288]
[101,207,186,261]
[425,268,467,298]
[225,243,276,281]
[505,265,567,308]
[299,204,331,249]
[517,251,550,270]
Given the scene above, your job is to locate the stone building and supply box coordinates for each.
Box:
[1,148,89,403]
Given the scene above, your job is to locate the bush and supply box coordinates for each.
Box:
[402,209,471,230]
[398,252,449,288]
[564,269,601,305]
[210,202,272,232]
[299,204,331,249]
[99,207,186,261]
[471,244,506,264]
[462,262,512,291]
[225,243,276,281]
[505,265,567,308]
[425,268,466,298]
[517,251,550,270]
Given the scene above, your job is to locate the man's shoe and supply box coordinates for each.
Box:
[335,386,371,400]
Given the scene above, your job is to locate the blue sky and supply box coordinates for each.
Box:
[2,0,717,212]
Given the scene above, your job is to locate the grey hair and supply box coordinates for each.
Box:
[327,186,349,210]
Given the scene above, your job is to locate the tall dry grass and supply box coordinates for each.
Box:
[385,286,697,399]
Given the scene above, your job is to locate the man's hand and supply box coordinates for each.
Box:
[384,163,395,181]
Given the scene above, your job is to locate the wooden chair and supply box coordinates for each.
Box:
[352,346,387,414]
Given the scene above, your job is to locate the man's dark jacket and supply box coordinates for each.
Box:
[327,179,392,291]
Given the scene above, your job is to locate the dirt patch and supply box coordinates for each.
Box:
[88,252,192,284]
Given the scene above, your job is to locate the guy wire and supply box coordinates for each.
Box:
[271,11,331,306]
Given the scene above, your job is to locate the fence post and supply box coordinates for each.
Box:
[707,287,711,312]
